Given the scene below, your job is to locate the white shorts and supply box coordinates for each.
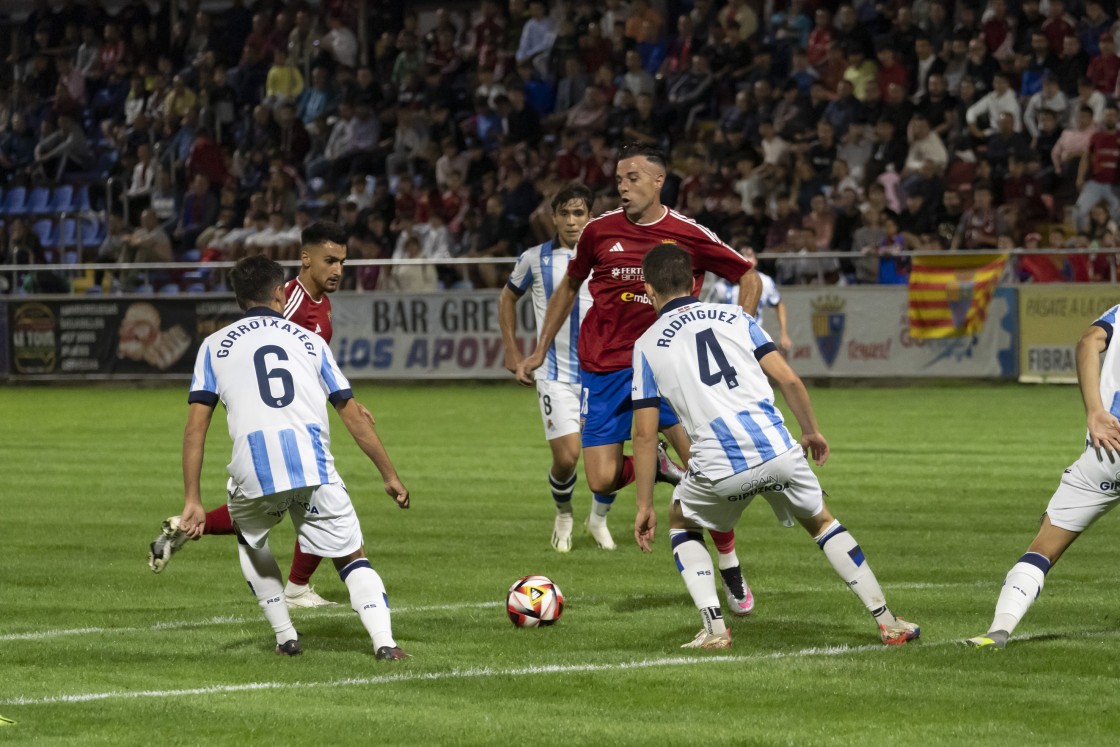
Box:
[537,379,581,441]
[673,446,823,532]
[228,480,364,558]
[1045,447,1120,532]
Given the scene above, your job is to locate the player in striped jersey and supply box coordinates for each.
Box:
[500,184,594,552]
[517,144,759,615]
[705,245,792,356]
[968,305,1120,649]
[631,244,919,649]
[149,222,356,609]
[178,255,410,658]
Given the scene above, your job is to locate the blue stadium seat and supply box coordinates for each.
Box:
[181,249,202,262]
[32,218,55,248]
[26,187,51,216]
[158,283,181,294]
[73,184,91,213]
[56,218,78,249]
[185,282,207,293]
[48,185,74,215]
[78,217,104,248]
[2,187,28,216]
[63,250,79,265]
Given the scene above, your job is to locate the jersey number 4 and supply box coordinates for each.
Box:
[254,345,295,408]
[696,329,738,389]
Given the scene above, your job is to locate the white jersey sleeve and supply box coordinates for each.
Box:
[188,308,352,498]
[633,297,796,481]
[1093,305,1120,421]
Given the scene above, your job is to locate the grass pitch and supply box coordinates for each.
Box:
[2,382,1120,745]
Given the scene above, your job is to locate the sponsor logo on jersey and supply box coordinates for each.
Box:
[811,296,846,368]
[620,292,652,304]
[609,242,625,252]
[611,266,644,280]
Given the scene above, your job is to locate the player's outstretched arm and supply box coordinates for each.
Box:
[633,407,661,553]
[181,403,215,538]
[336,397,410,509]
[760,351,829,466]
[775,300,793,354]
[498,286,524,375]
[516,274,580,385]
[1077,324,1120,454]
[736,268,763,320]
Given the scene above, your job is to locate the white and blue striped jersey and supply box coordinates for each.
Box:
[1092,305,1120,426]
[188,307,352,498]
[507,239,592,383]
[632,296,796,481]
[704,270,781,326]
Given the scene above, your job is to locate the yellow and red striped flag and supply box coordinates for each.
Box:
[908,253,1009,339]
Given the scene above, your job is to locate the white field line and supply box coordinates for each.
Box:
[4,629,1118,707]
[0,580,992,644]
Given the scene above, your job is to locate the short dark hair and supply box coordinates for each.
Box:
[617,142,667,170]
[551,182,594,212]
[230,255,284,310]
[642,243,693,298]
[302,220,348,248]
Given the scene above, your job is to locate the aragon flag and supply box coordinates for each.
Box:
[907,253,1009,339]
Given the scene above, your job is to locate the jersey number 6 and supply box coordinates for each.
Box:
[254,345,295,408]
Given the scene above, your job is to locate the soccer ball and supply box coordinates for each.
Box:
[506,574,564,627]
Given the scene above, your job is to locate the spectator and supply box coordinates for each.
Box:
[966,71,1021,138]
[1069,77,1107,128]
[288,10,321,79]
[464,194,517,288]
[516,0,555,78]
[1053,105,1097,186]
[323,14,359,71]
[1076,103,1120,229]
[175,174,218,253]
[33,113,91,180]
[952,182,1005,249]
[0,113,36,177]
[119,208,173,289]
[264,48,305,109]
[1024,75,1071,140]
[1091,35,1120,95]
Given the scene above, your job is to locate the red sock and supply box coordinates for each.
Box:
[287,542,324,586]
[618,455,636,489]
[203,505,235,535]
[709,529,736,555]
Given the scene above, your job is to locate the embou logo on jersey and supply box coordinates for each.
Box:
[609,242,625,252]
[811,296,845,368]
[620,292,652,304]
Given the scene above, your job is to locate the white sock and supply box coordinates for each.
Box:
[549,470,576,514]
[238,541,296,645]
[990,553,1051,635]
[590,492,614,522]
[717,551,739,571]
[670,529,726,636]
[340,558,396,650]
[814,520,895,625]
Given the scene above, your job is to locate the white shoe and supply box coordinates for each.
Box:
[284,583,339,609]
[655,440,686,485]
[879,617,920,645]
[148,516,190,573]
[584,516,616,550]
[552,512,574,552]
[681,628,731,649]
[719,566,755,616]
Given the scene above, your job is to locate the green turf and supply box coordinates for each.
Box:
[2,382,1119,745]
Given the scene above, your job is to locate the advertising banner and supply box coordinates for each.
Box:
[330,291,537,379]
[1018,285,1120,383]
[772,286,1018,378]
[7,298,243,377]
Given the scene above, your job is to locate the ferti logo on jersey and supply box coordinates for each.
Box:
[811,296,845,368]
[620,292,652,305]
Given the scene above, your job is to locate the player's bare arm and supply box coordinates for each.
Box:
[1077,324,1120,454]
[498,286,524,374]
[760,351,829,466]
[516,274,580,385]
[736,268,763,320]
[775,300,792,354]
[632,406,661,553]
[336,397,410,509]
[180,402,215,539]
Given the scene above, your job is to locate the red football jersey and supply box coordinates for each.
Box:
[567,207,751,372]
[284,277,333,343]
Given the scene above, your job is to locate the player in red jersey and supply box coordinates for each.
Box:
[149,222,358,609]
[517,144,763,615]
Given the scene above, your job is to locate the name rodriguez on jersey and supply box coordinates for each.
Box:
[213,316,319,358]
[654,307,740,347]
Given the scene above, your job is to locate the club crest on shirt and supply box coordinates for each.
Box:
[811,296,846,368]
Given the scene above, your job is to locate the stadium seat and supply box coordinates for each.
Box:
[181,248,202,262]
[185,282,207,293]
[73,184,92,213]
[2,186,28,216]
[26,186,51,216]
[63,250,79,265]
[56,218,78,249]
[48,185,74,215]
[158,283,181,294]
[32,218,55,248]
[78,217,104,248]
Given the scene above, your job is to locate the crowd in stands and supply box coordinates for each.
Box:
[3,0,1120,293]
